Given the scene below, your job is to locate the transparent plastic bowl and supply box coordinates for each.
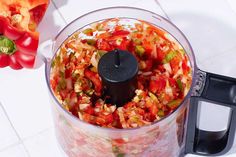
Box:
[44,7,236,157]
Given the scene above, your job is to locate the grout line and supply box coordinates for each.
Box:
[0,103,53,156]
[0,142,21,152]
[22,145,31,157]
[0,104,21,142]
[154,0,171,20]
[51,0,68,25]
[21,127,53,142]
[0,104,30,157]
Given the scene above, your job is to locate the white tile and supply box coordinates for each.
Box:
[38,2,67,42]
[131,0,165,16]
[227,0,236,14]
[0,104,19,150]
[53,0,140,23]
[0,66,54,139]
[200,46,236,78]
[158,0,236,62]
[0,144,28,157]
[24,128,63,157]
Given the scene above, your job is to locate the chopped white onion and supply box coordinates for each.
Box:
[79,104,90,110]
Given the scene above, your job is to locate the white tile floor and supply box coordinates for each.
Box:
[0,105,19,151]
[23,128,62,157]
[0,144,28,157]
[0,0,236,157]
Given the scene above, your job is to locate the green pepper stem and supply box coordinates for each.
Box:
[0,36,17,55]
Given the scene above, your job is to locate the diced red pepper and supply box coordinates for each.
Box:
[142,39,153,56]
[149,76,166,94]
[112,30,130,36]
[96,39,112,51]
[84,106,95,115]
[182,56,190,75]
[84,69,102,96]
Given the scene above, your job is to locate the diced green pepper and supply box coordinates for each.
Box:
[96,23,104,31]
[112,146,119,154]
[117,153,125,157]
[176,78,183,92]
[51,55,60,68]
[63,98,70,105]
[135,45,145,57]
[148,92,158,102]
[57,78,66,91]
[157,110,165,117]
[97,50,106,57]
[51,60,55,68]
[85,89,94,96]
[59,70,65,78]
[133,38,142,45]
[167,99,182,109]
[179,49,185,55]
[138,94,143,100]
[162,51,177,64]
[86,39,96,46]
[112,146,125,157]
[82,28,93,36]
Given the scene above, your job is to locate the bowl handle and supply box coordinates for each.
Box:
[185,69,236,156]
[34,39,54,69]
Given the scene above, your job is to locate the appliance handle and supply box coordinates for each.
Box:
[34,39,54,68]
[185,69,236,156]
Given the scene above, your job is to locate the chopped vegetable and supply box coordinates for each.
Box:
[117,153,125,157]
[157,110,165,117]
[97,50,107,57]
[167,99,182,109]
[86,39,96,46]
[176,78,183,92]
[135,45,145,57]
[50,18,192,129]
[133,38,142,45]
[162,51,177,64]
[148,92,158,103]
[83,28,93,36]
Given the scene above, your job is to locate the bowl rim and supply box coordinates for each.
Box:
[45,6,197,133]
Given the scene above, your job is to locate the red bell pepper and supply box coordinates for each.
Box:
[0,0,49,70]
[0,16,39,69]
